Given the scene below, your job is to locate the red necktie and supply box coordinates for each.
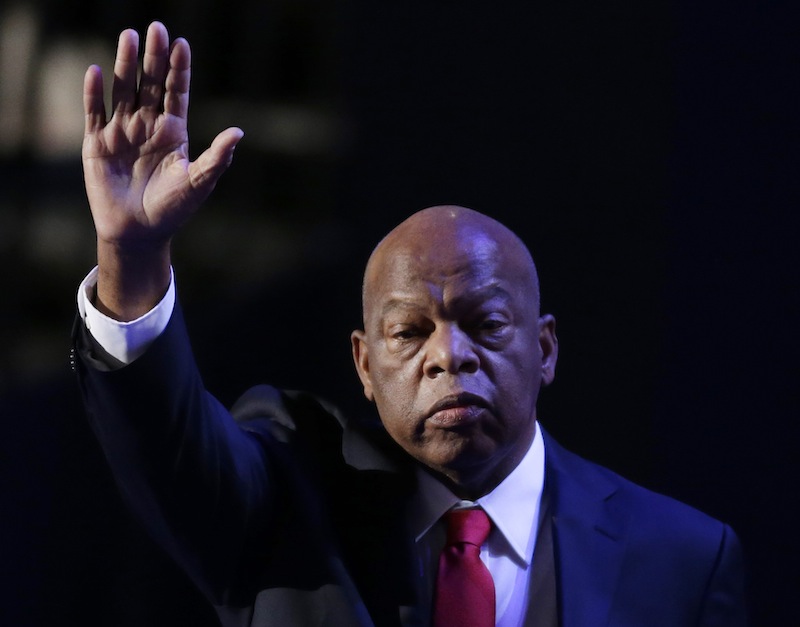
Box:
[432,508,495,627]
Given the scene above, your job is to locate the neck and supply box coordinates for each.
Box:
[429,421,539,500]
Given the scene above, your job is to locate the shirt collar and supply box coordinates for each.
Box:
[409,421,546,566]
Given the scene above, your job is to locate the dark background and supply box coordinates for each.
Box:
[1,1,797,625]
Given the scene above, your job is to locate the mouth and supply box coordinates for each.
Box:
[426,392,491,428]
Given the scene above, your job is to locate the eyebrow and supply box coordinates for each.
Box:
[380,298,423,318]
[379,285,513,318]
[451,284,514,309]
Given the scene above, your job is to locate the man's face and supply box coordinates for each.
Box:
[351,211,557,497]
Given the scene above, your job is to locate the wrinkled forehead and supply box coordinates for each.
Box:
[363,218,539,317]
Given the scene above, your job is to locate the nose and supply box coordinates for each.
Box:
[423,323,479,378]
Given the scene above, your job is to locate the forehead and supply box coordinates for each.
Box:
[366,225,534,315]
[384,228,498,287]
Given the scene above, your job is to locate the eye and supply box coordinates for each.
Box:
[387,323,428,342]
[473,316,509,334]
[478,318,506,331]
[469,315,512,347]
[392,328,419,340]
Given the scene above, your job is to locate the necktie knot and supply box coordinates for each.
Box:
[444,508,491,547]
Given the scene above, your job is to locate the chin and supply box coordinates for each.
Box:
[426,443,498,478]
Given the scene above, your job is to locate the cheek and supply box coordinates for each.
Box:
[374,401,423,457]
[509,334,542,376]
[489,347,543,411]
[370,366,418,435]
[370,349,423,402]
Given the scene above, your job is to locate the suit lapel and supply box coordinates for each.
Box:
[340,421,633,627]
[543,431,629,627]
[523,490,559,627]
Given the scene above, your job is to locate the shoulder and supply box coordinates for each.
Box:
[543,430,748,624]
[229,384,409,473]
[228,384,349,462]
[543,429,737,552]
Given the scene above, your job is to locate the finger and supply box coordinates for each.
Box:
[111,28,140,115]
[164,37,191,120]
[139,22,170,111]
[187,127,245,195]
[83,65,106,134]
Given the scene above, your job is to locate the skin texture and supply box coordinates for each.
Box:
[83,22,243,320]
[352,206,558,499]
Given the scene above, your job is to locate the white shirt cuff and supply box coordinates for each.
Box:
[76,266,176,365]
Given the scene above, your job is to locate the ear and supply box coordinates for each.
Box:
[538,314,558,386]
[351,329,374,401]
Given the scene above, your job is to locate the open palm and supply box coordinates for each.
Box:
[82,22,242,247]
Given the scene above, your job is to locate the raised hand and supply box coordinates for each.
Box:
[83,22,243,320]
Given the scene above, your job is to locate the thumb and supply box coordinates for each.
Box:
[187,127,244,195]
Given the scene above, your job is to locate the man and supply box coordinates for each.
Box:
[74,22,747,626]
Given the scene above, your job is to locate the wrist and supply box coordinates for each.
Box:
[96,238,172,321]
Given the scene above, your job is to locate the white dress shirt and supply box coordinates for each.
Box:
[77,267,547,627]
[406,423,545,627]
[77,266,175,364]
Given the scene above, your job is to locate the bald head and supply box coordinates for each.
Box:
[362,205,540,324]
[350,205,557,497]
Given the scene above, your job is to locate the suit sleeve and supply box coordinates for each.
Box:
[73,302,278,606]
[696,523,749,627]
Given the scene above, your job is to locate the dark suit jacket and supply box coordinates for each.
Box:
[74,305,747,627]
